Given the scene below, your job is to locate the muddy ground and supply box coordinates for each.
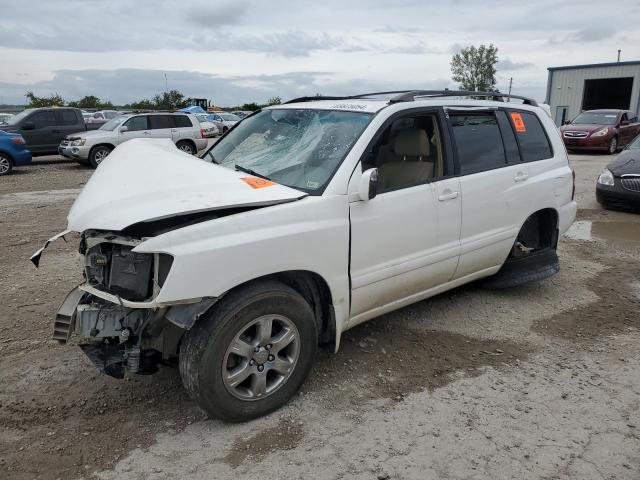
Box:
[1,154,639,480]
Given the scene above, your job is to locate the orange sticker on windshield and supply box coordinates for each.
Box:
[241,177,276,189]
[510,112,527,132]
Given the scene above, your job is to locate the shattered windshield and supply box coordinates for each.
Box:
[203,108,372,194]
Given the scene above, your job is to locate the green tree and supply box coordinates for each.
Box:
[68,95,101,109]
[450,44,499,92]
[127,99,155,110]
[241,102,261,111]
[25,91,65,107]
[266,96,282,106]
[152,89,186,110]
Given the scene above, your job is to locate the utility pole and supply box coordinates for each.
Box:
[617,49,621,62]
[507,77,513,101]
[164,73,168,93]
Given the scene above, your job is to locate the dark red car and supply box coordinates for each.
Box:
[560,109,640,154]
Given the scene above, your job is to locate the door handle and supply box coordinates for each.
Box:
[438,190,459,201]
[514,172,529,182]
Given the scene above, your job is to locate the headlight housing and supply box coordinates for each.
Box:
[597,169,615,186]
[71,138,86,146]
[591,128,609,137]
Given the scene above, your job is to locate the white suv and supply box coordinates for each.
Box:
[58,112,208,168]
[35,90,577,421]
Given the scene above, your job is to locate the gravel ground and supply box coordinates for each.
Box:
[0,152,639,480]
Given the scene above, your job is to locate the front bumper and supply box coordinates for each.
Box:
[58,144,91,160]
[596,179,640,211]
[562,134,611,151]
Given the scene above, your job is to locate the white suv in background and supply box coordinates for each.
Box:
[36,90,576,422]
[58,112,208,167]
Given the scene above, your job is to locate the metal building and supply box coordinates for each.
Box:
[545,60,640,126]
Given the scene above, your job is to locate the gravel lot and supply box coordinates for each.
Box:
[1,152,639,480]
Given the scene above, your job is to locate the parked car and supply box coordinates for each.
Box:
[208,112,241,133]
[58,112,208,168]
[0,107,86,155]
[0,113,15,124]
[33,90,576,422]
[596,133,640,211]
[560,109,640,154]
[0,130,31,176]
[231,110,253,119]
[194,113,220,138]
[85,110,122,130]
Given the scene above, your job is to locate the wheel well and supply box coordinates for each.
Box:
[230,271,335,349]
[176,139,196,149]
[91,143,115,153]
[0,150,14,161]
[511,208,559,257]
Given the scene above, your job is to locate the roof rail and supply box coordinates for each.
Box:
[283,95,356,104]
[389,90,539,106]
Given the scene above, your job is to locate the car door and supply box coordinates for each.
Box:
[147,114,174,140]
[23,110,59,154]
[118,115,151,144]
[450,109,536,280]
[171,114,194,141]
[629,113,640,141]
[348,109,461,324]
[58,110,83,140]
[618,113,631,146]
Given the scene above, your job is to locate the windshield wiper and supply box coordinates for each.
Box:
[234,164,271,181]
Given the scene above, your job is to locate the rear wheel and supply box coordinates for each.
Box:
[0,153,13,176]
[88,145,112,168]
[176,140,196,155]
[179,280,317,422]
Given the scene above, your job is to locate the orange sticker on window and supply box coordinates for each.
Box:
[510,112,527,133]
[241,177,276,189]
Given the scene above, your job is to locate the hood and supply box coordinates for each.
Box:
[67,138,307,232]
[67,129,112,140]
[560,124,608,133]
[607,150,640,176]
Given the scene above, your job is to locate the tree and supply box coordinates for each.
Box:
[241,102,261,111]
[68,95,102,109]
[25,91,65,107]
[266,96,282,106]
[450,44,499,92]
[152,89,186,110]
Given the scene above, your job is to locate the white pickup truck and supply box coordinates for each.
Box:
[34,90,577,421]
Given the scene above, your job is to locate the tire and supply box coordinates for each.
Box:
[0,153,14,176]
[483,248,559,289]
[179,280,318,422]
[223,126,228,134]
[608,137,618,154]
[88,145,112,168]
[176,140,196,155]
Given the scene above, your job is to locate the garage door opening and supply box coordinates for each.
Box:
[581,77,633,111]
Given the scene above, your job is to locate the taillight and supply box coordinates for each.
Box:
[200,128,206,138]
[571,169,576,201]
[10,136,26,145]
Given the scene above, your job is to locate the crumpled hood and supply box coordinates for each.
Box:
[67,138,307,232]
[608,150,640,176]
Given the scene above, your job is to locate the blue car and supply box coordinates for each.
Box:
[0,130,32,175]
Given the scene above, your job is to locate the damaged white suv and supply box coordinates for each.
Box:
[34,90,577,421]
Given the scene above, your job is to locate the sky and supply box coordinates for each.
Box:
[1,0,639,106]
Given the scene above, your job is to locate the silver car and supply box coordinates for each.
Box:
[208,112,241,133]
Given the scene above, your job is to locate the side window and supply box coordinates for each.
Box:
[124,115,149,132]
[149,115,173,129]
[30,111,58,129]
[365,113,446,192]
[61,110,78,125]
[508,111,553,162]
[629,113,638,123]
[173,115,192,128]
[496,111,521,164]
[450,112,506,174]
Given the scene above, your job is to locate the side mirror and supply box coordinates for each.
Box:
[22,121,35,130]
[119,126,128,133]
[358,168,378,201]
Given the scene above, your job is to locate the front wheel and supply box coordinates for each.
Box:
[608,137,618,154]
[0,153,13,176]
[179,280,317,422]
[88,145,112,168]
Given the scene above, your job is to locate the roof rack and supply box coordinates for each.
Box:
[284,90,538,107]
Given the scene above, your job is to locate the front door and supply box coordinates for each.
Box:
[23,110,59,154]
[348,110,461,324]
[118,115,151,144]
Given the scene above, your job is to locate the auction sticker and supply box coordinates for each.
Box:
[241,177,276,189]
[510,112,527,133]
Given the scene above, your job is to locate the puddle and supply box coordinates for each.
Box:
[564,220,640,244]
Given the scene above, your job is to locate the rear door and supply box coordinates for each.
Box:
[58,110,84,140]
[171,114,194,141]
[148,114,174,140]
[449,109,534,279]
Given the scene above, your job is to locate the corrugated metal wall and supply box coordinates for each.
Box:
[547,64,640,125]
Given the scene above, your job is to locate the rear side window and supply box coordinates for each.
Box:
[61,110,78,125]
[496,111,521,164]
[173,115,192,128]
[30,111,58,128]
[450,113,506,174]
[508,111,553,162]
[149,115,173,129]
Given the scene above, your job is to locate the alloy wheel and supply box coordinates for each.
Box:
[94,148,110,164]
[222,314,300,401]
[0,156,10,175]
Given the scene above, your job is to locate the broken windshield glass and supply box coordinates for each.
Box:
[203,109,372,193]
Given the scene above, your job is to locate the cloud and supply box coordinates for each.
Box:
[186,2,248,28]
[549,26,615,45]
[497,58,534,71]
